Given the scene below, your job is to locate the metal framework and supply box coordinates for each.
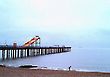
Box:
[23,36,40,47]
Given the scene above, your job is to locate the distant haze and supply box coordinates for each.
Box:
[0,0,110,48]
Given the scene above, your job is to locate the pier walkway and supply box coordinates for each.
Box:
[0,46,71,60]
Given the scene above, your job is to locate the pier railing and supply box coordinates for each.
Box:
[0,46,71,60]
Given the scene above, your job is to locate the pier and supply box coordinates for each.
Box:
[0,36,71,60]
[0,46,71,60]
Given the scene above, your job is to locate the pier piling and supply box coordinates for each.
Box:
[0,46,71,60]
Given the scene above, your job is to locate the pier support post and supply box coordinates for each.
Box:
[17,49,19,58]
[10,50,12,59]
[14,49,17,59]
[24,49,27,57]
[38,49,40,55]
[12,50,15,59]
[45,49,47,55]
[27,49,29,57]
[33,49,35,56]
[2,50,5,60]
[20,49,23,58]
[6,50,10,59]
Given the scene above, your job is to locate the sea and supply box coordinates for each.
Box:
[0,48,110,72]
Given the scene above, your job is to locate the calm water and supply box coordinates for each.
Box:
[0,48,110,72]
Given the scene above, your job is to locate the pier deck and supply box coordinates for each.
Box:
[0,46,71,60]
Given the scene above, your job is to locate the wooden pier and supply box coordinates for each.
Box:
[0,46,71,60]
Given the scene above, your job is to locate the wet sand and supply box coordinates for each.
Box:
[0,66,110,77]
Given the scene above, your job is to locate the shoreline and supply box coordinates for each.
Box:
[1,64,110,73]
[0,66,110,77]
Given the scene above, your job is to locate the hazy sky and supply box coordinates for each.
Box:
[0,0,110,48]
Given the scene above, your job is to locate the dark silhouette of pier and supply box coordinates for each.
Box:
[0,46,71,60]
[0,36,71,60]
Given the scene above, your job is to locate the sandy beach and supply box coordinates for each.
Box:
[0,66,110,77]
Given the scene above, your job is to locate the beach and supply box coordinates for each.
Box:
[0,66,110,77]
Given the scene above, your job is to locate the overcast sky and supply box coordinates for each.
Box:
[0,0,110,48]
